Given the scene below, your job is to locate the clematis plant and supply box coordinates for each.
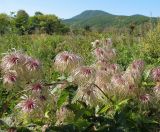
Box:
[0,38,159,127]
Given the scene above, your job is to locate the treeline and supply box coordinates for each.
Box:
[0,10,69,35]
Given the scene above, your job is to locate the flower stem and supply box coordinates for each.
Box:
[93,83,114,104]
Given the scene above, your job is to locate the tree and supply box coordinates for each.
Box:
[12,10,70,35]
[28,14,68,34]
[0,13,10,35]
[15,10,29,35]
[38,15,60,34]
[84,25,91,32]
[57,23,70,34]
[35,11,43,16]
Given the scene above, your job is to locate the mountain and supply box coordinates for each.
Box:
[63,10,156,29]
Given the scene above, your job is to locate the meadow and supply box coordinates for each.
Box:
[0,22,160,131]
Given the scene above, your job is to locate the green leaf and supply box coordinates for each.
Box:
[117,99,130,106]
[45,111,49,118]
[115,99,130,111]
[57,90,69,108]
[143,119,159,124]
[98,104,112,114]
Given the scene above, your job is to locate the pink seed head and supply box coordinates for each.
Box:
[109,64,120,74]
[54,51,83,73]
[61,54,69,62]
[95,60,109,69]
[55,51,74,63]
[153,85,160,93]
[81,67,92,75]
[75,66,96,77]
[39,95,46,101]
[1,51,25,71]
[3,70,17,85]
[95,48,104,56]
[128,84,135,91]
[153,85,160,98]
[31,82,43,92]
[24,100,35,110]
[17,96,36,112]
[151,67,160,82]
[139,94,150,103]
[131,60,144,71]
[9,55,19,64]
[111,74,125,85]
[25,57,40,71]
[72,66,96,85]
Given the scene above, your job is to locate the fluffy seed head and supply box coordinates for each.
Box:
[16,95,36,112]
[131,60,145,72]
[153,84,160,98]
[94,48,106,60]
[125,60,145,83]
[91,39,100,48]
[95,60,108,68]
[25,57,41,71]
[95,70,112,91]
[39,95,46,101]
[151,67,160,82]
[1,51,25,71]
[54,51,83,73]
[105,49,116,61]
[104,38,113,49]
[139,94,150,103]
[111,73,126,86]
[108,64,120,75]
[29,82,43,92]
[110,73,129,97]
[94,48,116,62]
[71,66,96,86]
[73,85,104,106]
[3,70,17,85]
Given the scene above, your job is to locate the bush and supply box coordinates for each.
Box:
[141,22,160,65]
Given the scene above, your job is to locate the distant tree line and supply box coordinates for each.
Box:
[0,10,70,35]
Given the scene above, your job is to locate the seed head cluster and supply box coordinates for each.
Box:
[54,38,159,105]
[0,49,49,115]
[0,38,159,121]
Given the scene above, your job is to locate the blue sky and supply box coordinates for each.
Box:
[0,0,159,19]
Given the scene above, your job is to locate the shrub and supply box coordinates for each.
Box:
[141,22,160,65]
